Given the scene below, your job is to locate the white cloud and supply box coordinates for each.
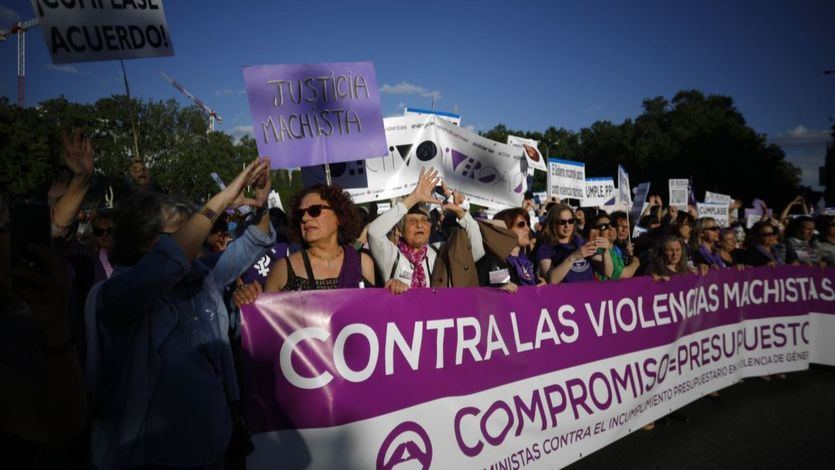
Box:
[47,64,87,75]
[229,125,254,142]
[0,7,20,25]
[379,81,441,99]
[771,125,831,146]
[215,88,246,97]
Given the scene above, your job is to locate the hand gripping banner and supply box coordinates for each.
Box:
[241,266,835,469]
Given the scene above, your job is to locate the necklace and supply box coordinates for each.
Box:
[309,247,343,268]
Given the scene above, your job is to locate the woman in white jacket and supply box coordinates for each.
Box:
[368,167,485,294]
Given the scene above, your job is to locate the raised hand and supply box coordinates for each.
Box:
[252,158,272,208]
[62,129,93,176]
[221,159,269,209]
[404,167,441,208]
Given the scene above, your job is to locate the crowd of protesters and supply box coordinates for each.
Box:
[2,129,834,469]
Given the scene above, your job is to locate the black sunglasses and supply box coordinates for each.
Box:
[515,220,529,228]
[93,227,112,236]
[557,218,575,226]
[295,204,333,220]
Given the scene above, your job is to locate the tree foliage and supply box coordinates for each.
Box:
[1,90,805,209]
[481,90,803,206]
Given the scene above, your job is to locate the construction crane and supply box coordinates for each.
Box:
[0,18,39,107]
[159,71,222,132]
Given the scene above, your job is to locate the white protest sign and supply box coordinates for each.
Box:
[404,107,461,126]
[630,182,651,220]
[507,135,547,172]
[547,158,585,200]
[632,225,648,239]
[705,191,732,206]
[668,178,689,210]
[581,177,615,208]
[32,0,174,64]
[698,202,730,227]
[309,115,526,208]
[617,165,631,210]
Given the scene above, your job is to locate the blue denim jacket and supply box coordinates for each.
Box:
[90,223,275,469]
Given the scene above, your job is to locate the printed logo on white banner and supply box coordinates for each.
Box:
[376,421,433,470]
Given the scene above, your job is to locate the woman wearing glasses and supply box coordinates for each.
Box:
[477,208,544,292]
[587,212,640,281]
[743,221,782,267]
[263,184,376,291]
[691,217,726,269]
[536,204,611,284]
[367,167,484,294]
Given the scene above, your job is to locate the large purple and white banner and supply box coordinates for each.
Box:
[241,267,835,469]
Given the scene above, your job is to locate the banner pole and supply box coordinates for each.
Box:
[120,60,142,162]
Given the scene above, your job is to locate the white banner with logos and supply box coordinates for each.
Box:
[302,115,526,208]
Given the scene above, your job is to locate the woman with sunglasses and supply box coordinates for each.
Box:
[263,184,375,291]
[587,212,640,281]
[477,208,545,292]
[537,204,611,284]
[717,228,745,267]
[691,217,726,270]
[367,167,484,294]
[742,221,783,267]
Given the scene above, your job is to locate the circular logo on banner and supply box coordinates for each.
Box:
[376,421,433,470]
[415,141,438,162]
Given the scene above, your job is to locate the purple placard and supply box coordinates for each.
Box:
[243,61,388,169]
[241,266,835,433]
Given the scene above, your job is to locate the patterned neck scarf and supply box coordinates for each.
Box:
[397,239,429,288]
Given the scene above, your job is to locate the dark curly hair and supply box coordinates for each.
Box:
[288,184,361,245]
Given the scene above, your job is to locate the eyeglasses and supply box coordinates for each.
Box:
[515,220,529,229]
[594,223,611,231]
[557,218,575,226]
[295,204,333,220]
[93,227,112,236]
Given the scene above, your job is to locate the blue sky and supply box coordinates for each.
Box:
[2,0,834,189]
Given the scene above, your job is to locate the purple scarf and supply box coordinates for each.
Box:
[507,253,536,285]
[396,239,429,288]
[337,245,363,288]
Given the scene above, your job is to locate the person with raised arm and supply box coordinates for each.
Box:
[87,159,275,469]
[367,167,484,294]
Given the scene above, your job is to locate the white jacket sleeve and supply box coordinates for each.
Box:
[457,211,485,262]
[367,202,408,282]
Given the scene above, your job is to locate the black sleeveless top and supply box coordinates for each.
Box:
[281,249,371,291]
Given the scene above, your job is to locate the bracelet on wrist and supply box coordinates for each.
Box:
[199,205,220,224]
